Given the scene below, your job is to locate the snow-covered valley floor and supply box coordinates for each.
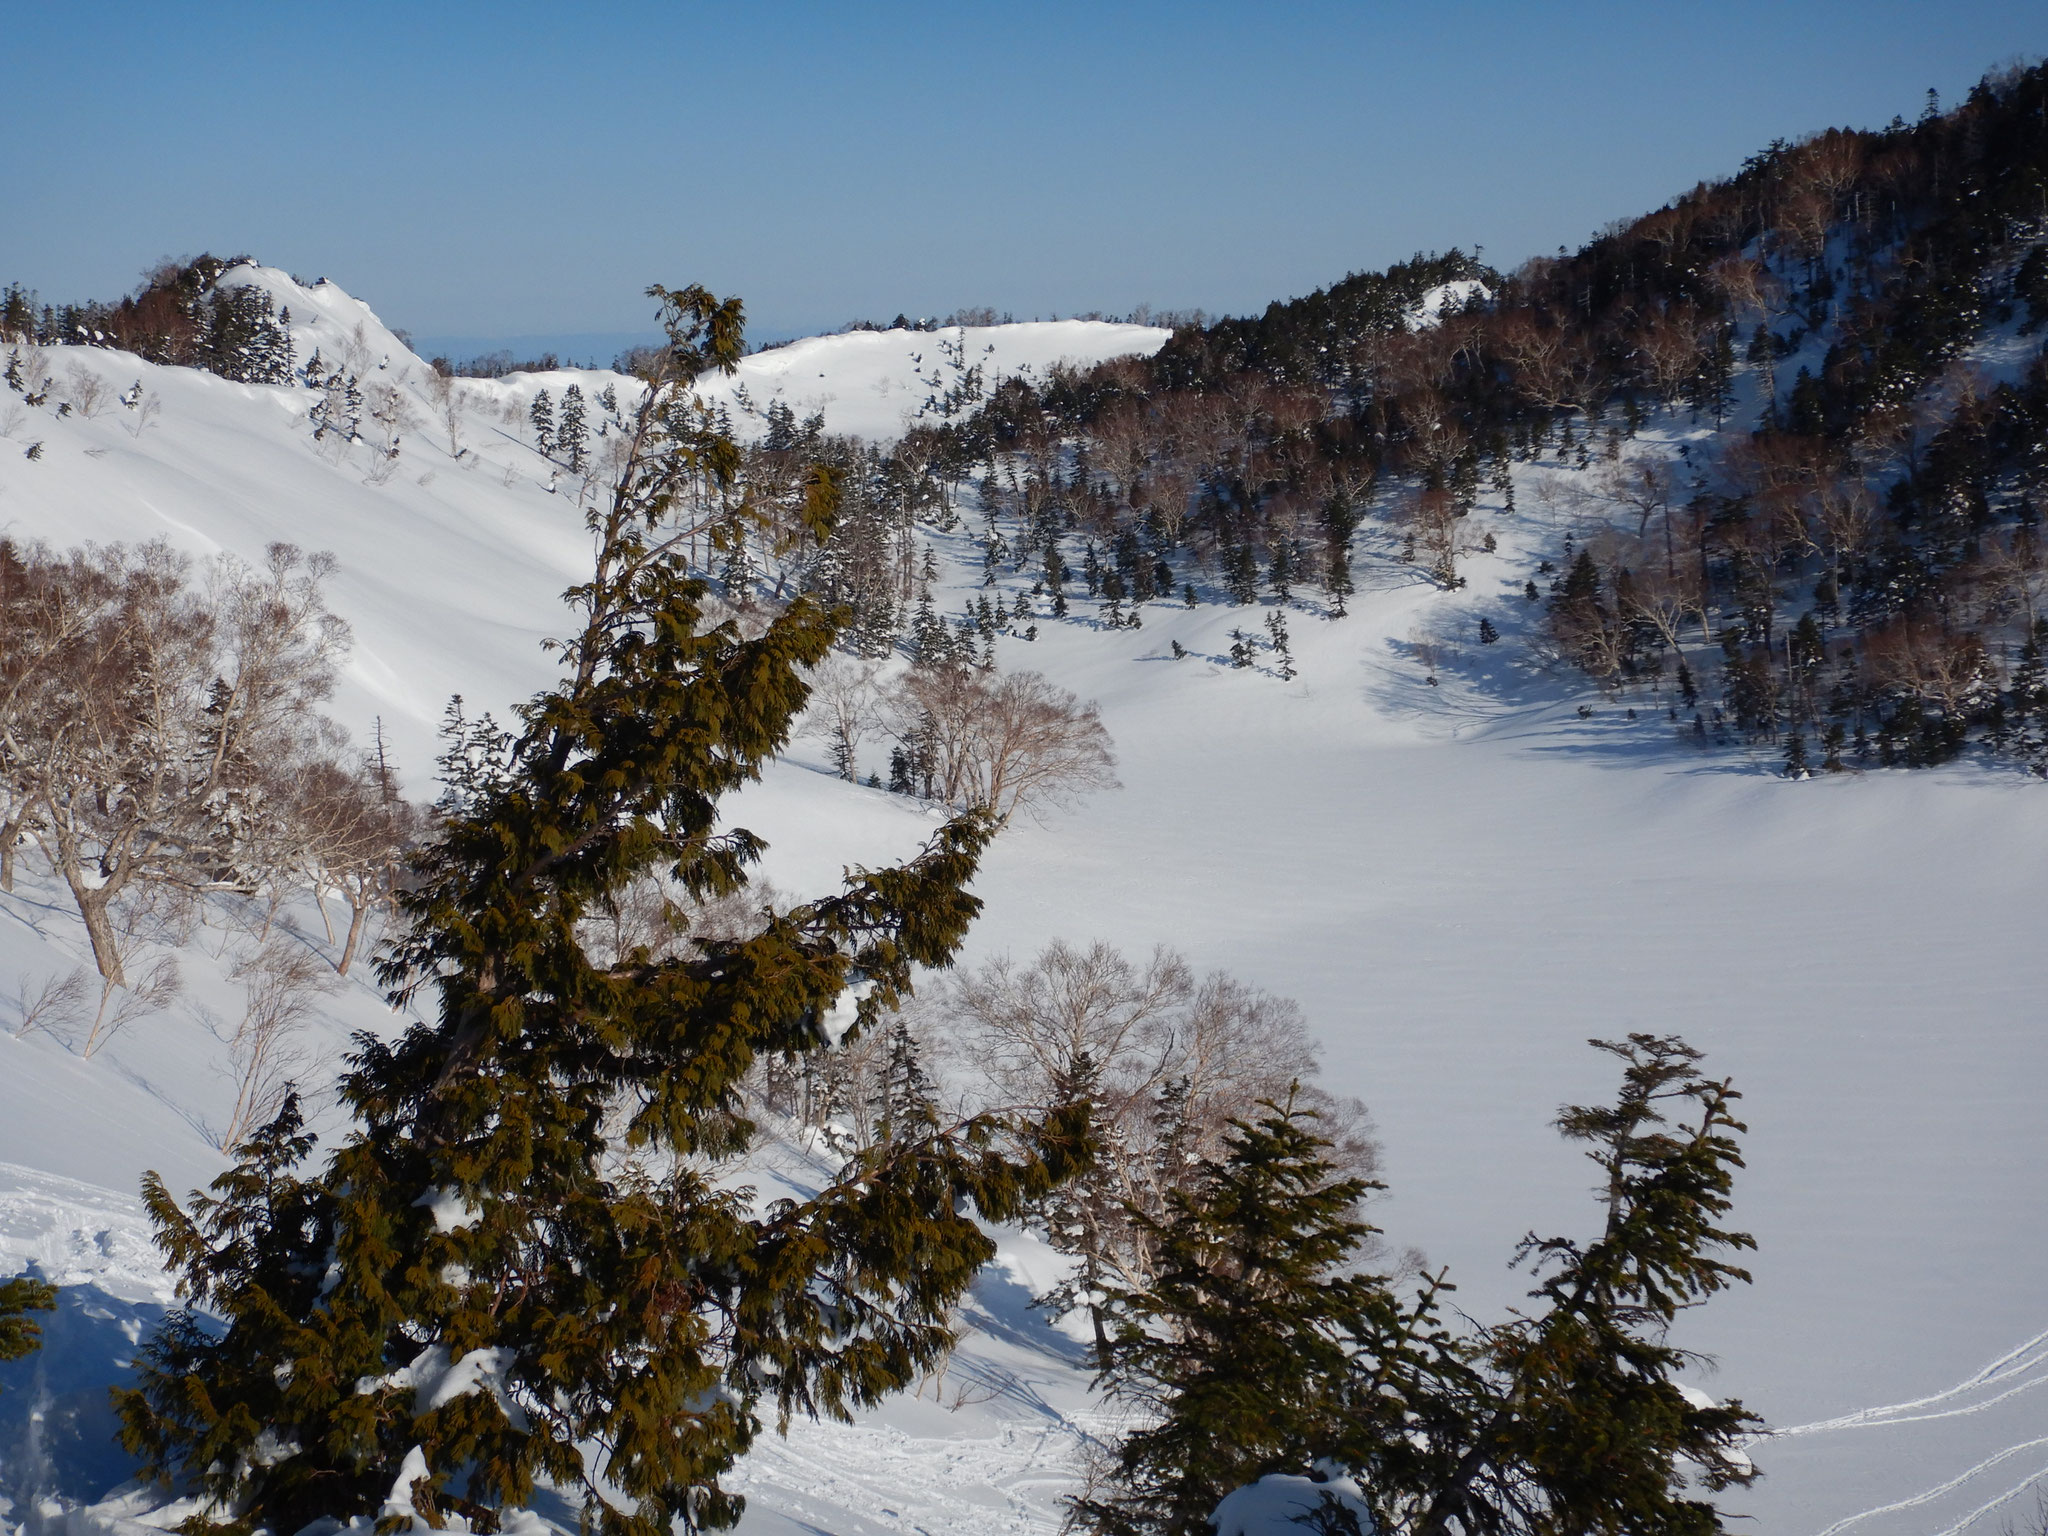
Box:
[1,271,2044,1536]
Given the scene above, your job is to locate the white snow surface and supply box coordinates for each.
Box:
[1407,278,1490,328]
[702,321,1173,445]
[1211,1473,1376,1536]
[1,274,2045,1536]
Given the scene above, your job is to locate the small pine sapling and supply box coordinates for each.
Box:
[1265,611,1294,680]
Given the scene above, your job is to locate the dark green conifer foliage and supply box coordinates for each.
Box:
[1410,1036,1761,1536]
[528,388,554,458]
[1045,542,1069,617]
[1081,1038,1760,1536]
[0,1274,57,1380]
[114,285,1087,1536]
[870,1014,936,1142]
[1223,544,1260,606]
[203,284,295,385]
[1076,1098,1453,1536]
[1327,487,1359,618]
[558,383,588,472]
[1269,538,1295,602]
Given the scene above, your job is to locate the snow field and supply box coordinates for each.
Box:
[1,274,2044,1534]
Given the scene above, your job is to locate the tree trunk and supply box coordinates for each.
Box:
[39,820,129,984]
[338,898,370,977]
[74,886,126,987]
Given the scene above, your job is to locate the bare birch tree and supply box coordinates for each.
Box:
[0,539,347,983]
[916,940,1374,1294]
[801,653,884,781]
[215,941,333,1149]
[886,664,1117,823]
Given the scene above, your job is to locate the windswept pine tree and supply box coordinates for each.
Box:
[113,284,1089,1536]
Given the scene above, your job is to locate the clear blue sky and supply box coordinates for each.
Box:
[2,2,2041,350]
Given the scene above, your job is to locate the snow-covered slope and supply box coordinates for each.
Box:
[699,321,1172,443]
[3,274,2046,1536]
[0,266,1168,778]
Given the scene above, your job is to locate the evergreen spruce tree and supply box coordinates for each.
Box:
[1407,1036,1760,1536]
[1321,491,1363,581]
[1076,1098,1433,1536]
[559,384,589,472]
[1223,544,1260,606]
[0,283,33,342]
[1783,728,1811,778]
[1081,1037,1760,1536]
[1268,538,1295,602]
[203,284,294,384]
[1102,561,1126,629]
[114,284,1087,1536]
[1045,543,1069,618]
[529,388,555,458]
[2007,634,2046,759]
[909,584,947,665]
[0,1274,57,1381]
[1038,1050,1150,1366]
[870,1014,936,1144]
[1265,611,1294,680]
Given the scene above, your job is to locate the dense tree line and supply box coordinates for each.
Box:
[3,253,295,385]
[17,66,2048,779]
[829,61,2048,774]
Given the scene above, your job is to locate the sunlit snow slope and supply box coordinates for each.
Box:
[2,269,2045,1536]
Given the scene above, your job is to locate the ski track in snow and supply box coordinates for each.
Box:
[1772,1326,2048,1435]
[1806,1441,2048,1536]
[1758,1325,2048,1536]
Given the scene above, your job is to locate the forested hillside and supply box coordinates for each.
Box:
[777,61,2048,775]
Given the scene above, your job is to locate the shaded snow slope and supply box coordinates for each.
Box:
[1,276,2044,1536]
